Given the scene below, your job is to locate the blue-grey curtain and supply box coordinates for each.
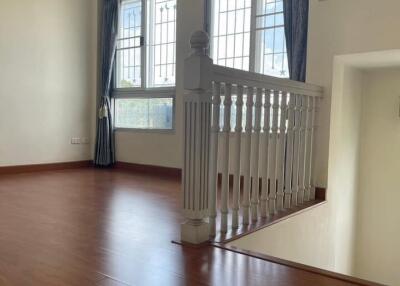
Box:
[94,0,119,166]
[283,0,309,82]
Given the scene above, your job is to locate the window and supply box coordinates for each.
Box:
[115,97,174,129]
[116,0,143,88]
[147,0,177,87]
[210,0,252,70]
[209,0,288,78]
[116,0,176,88]
[114,0,176,130]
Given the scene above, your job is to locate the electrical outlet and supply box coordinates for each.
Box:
[71,137,81,144]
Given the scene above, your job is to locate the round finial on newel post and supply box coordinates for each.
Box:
[190,30,209,55]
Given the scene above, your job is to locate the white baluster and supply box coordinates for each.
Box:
[310,97,319,200]
[298,95,307,204]
[242,87,254,225]
[268,90,280,215]
[209,82,221,236]
[221,83,232,233]
[304,96,313,201]
[232,85,244,229]
[250,88,263,221]
[291,94,301,206]
[284,93,295,209]
[261,90,271,217]
[181,31,212,244]
[276,92,288,211]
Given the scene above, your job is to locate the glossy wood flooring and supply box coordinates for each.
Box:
[0,168,361,286]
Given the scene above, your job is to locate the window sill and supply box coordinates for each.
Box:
[113,87,176,98]
[115,128,176,134]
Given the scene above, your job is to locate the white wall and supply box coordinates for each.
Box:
[228,205,336,270]
[115,0,205,168]
[329,64,363,275]
[304,1,400,276]
[307,0,400,186]
[353,68,400,286]
[0,0,98,166]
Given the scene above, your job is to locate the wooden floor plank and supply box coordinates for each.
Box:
[0,168,370,286]
[96,277,130,286]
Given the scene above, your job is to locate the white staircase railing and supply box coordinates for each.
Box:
[180,31,323,244]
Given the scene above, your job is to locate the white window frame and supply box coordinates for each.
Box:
[206,0,288,78]
[113,0,177,132]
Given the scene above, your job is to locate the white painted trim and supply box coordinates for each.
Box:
[114,128,175,133]
[142,0,148,89]
[249,0,257,72]
[113,87,176,98]
[212,65,324,97]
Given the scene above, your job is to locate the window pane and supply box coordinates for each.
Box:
[255,0,288,77]
[147,0,177,88]
[210,0,251,71]
[115,98,174,129]
[116,0,142,88]
[274,26,285,53]
[210,0,288,77]
[275,12,284,26]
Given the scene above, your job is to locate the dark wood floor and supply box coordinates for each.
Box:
[0,168,362,285]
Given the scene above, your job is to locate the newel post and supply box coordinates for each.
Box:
[181,31,213,244]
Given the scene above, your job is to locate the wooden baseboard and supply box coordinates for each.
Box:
[315,187,326,200]
[0,161,93,175]
[214,245,384,286]
[114,161,181,178]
